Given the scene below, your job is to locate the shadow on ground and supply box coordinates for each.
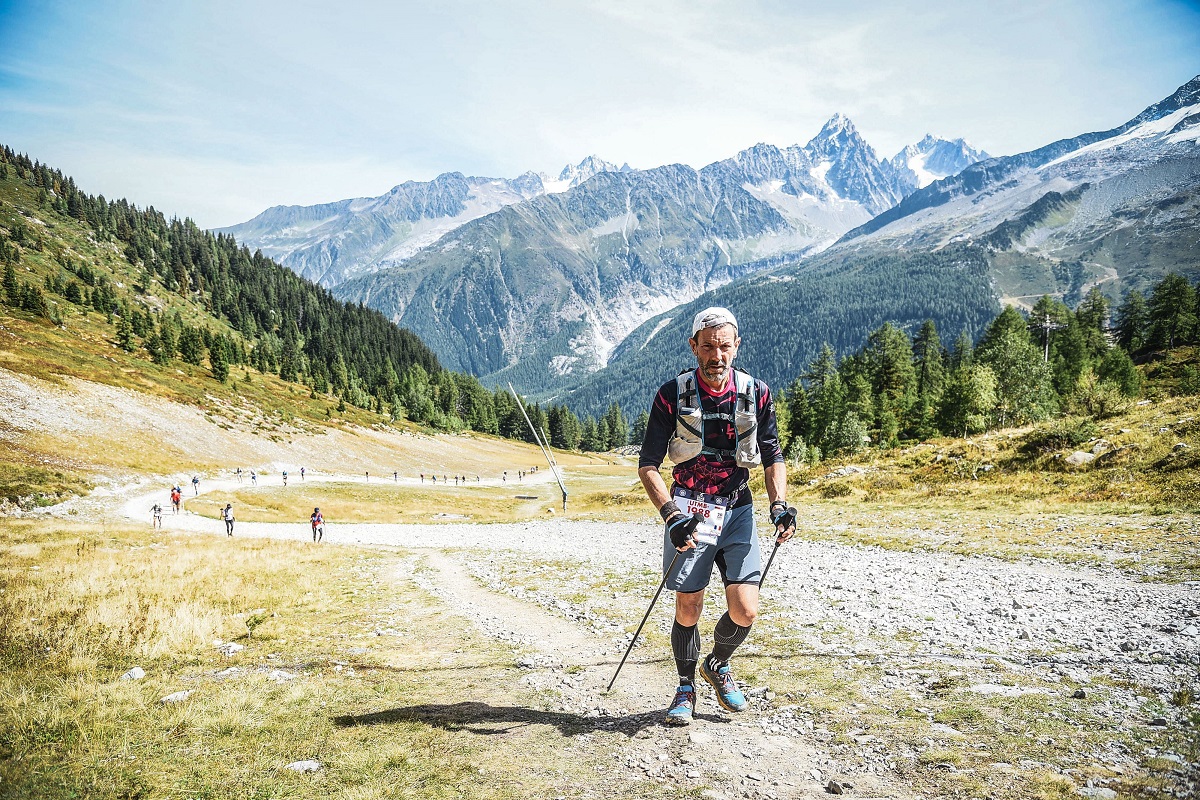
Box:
[333,701,731,737]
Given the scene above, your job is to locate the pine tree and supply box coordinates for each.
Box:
[949,330,974,370]
[116,312,136,352]
[2,264,18,305]
[1147,273,1197,350]
[1075,287,1110,360]
[937,364,998,437]
[629,410,650,448]
[602,402,629,448]
[782,377,812,450]
[210,336,229,382]
[580,417,601,451]
[907,319,945,439]
[1114,289,1150,353]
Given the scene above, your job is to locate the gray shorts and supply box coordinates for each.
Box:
[662,503,761,593]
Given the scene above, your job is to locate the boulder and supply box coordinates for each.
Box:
[1065,451,1095,467]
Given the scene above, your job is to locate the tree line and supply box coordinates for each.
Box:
[774,275,1199,462]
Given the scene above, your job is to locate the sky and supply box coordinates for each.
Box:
[1,0,1198,229]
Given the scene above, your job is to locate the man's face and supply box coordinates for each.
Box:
[689,324,740,388]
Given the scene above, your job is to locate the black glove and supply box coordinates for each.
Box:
[770,501,797,536]
[666,512,701,549]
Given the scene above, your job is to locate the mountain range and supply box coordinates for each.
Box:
[223,75,1198,421]
[224,117,988,393]
[563,75,1200,418]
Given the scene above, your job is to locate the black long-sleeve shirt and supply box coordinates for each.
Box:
[639,369,783,508]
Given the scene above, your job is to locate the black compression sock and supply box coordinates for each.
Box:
[709,611,751,665]
[671,621,699,685]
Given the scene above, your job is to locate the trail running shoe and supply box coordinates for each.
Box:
[700,659,747,712]
[664,685,696,726]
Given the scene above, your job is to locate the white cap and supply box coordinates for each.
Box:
[691,306,738,336]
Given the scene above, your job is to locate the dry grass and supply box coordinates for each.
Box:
[779,395,1200,581]
[0,519,691,800]
[184,462,649,526]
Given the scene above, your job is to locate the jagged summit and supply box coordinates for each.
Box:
[889,136,991,191]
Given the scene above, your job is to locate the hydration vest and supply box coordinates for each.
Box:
[666,367,761,468]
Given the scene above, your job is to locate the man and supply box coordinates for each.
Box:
[638,306,795,726]
[151,503,163,529]
[191,475,200,496]
[223,503,235,536]
[310,507,324,543]
[170,486,181,514]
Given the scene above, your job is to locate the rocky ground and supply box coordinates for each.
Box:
[25,475,1200,798]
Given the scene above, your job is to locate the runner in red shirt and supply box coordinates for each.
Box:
[637,307,795,726]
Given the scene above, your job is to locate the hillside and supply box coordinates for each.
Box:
[0,147,599,510]
[563,245,1001,419]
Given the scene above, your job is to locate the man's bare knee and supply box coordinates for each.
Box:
[675,591,705,626]
[726,584,758,626]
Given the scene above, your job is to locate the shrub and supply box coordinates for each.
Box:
[1067,370,1134,419]
[818,481,853,499]
[1019,416,1100,456]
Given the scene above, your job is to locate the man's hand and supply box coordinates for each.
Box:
[666,512,701,551]
[770,501,797,543]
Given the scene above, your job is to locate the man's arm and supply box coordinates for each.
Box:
[638,465,673,514]
[764,462,796,542]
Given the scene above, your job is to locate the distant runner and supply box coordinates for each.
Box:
[300,466,306,481]
[250,470,257,486]
[151,503,163,528]
[191,475,200,496]
[170,486,181,514]
[282,470,288,486]
[236,467,242,483]
[310,507,324,542]
[223,503,235,536]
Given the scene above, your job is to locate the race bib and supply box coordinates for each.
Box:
[672,487,730,546]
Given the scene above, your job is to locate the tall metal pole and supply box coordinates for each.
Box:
[508,382,568,511]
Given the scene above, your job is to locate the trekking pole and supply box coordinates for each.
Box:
[759,506,797,588]
[606,550,681,692]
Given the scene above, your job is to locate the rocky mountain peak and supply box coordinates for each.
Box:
[557,155,622,185]
[889,136,991,191]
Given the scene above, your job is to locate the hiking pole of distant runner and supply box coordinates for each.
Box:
[507,382,568,511]
[606,549,681,692]
[759,506,797,588]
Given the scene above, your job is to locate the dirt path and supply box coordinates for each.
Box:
[415,550,915,799]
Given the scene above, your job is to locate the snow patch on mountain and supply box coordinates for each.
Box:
[589,211,639,239]
[1044,102,1200,169]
